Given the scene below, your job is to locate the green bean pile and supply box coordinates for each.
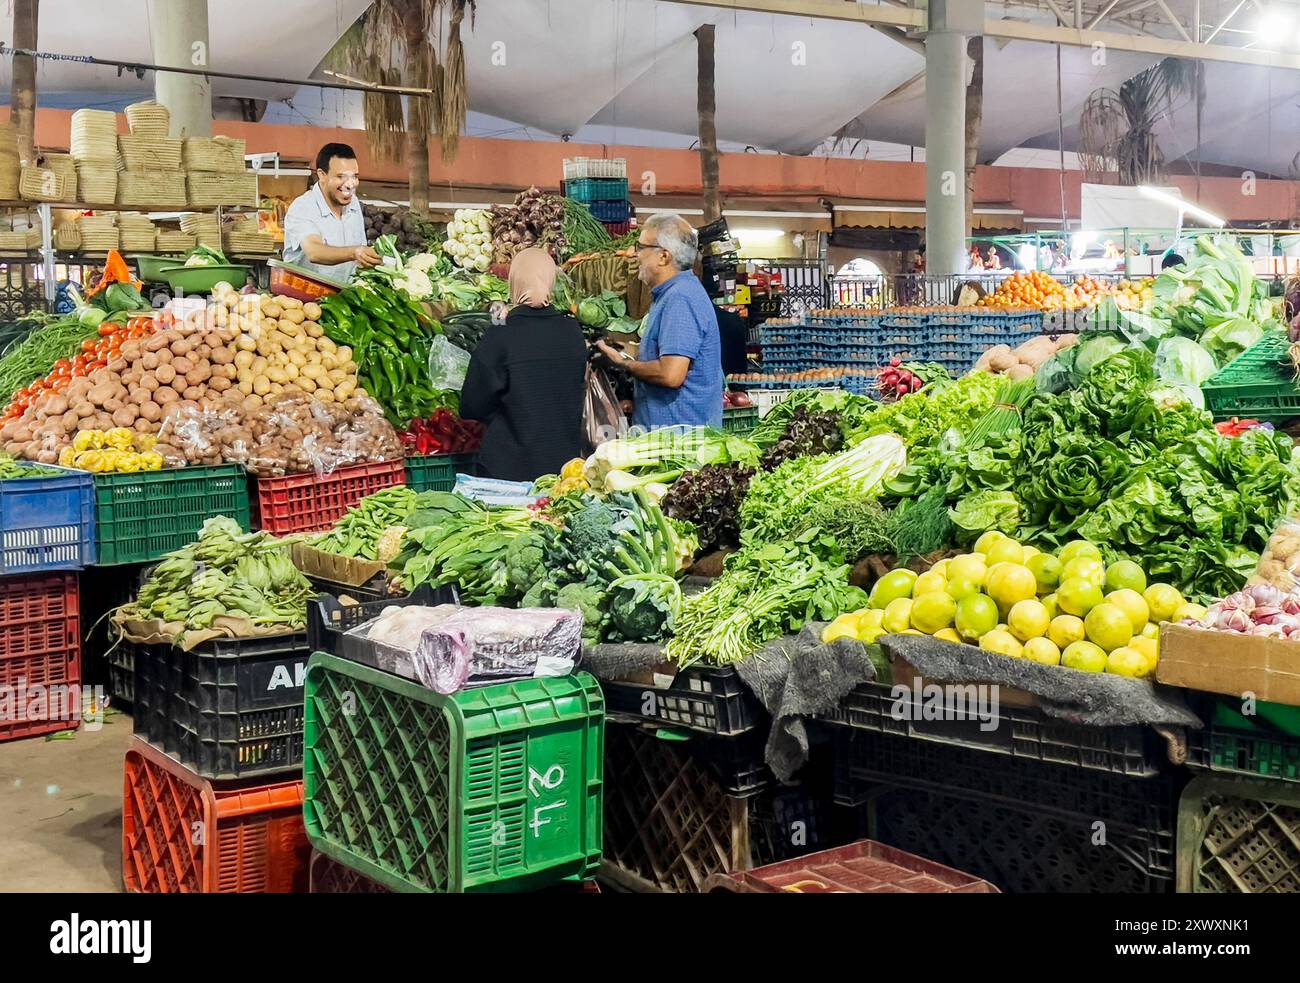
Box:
[0,316,100,407]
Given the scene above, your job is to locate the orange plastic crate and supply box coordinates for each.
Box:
[0,572,82,742]
[251,460,406,535]
[122,737,309,893]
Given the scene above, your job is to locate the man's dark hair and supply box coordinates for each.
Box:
[1161,252,1185,269]
[315,142,357,174]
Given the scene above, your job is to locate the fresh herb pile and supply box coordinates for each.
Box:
[759,407,844,471]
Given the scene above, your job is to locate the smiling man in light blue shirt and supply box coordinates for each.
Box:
[282,142,381,281]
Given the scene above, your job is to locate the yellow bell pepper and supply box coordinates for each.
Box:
[136,433,158,452]
[74,451,102,472]
[105,427,134,452]
[116,453,141,474]
[560,458,587,481]
[58,446,76,468]
[139,451,164,471]
[73,430,101,454]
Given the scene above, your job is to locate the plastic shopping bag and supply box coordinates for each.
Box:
[583,362,627,451]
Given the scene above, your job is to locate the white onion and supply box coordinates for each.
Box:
[1220,591,1255,613]
[1219,609,1253,632]
[1247,583,1286,607]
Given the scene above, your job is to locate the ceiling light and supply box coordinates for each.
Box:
[1137,186,1225,227]
[1258,6,1293,37]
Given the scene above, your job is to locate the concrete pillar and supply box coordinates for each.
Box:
[924,0,981,276]
[149,0,212,138]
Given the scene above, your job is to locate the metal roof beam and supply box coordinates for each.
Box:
[658,0,925,29]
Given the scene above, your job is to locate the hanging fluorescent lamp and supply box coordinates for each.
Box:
[1137,186,1225,228]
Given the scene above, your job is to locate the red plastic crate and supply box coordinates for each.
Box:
[122,737,310,893]
[251,460,406,535]
[703,840,1000,893]
[0,572,82,742]
[603,220,631,236]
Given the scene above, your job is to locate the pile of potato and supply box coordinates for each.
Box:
[1249,518,1300,590]
[971,333,1077,380]
[211,283,359,408]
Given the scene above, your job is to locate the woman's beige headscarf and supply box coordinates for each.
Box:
[508,247,558,308]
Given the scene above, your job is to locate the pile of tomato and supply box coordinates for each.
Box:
[2,314,162,423]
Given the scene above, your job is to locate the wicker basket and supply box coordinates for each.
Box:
[75,162,118,204]
[19,166,65,202]
[39,153,77,201]
[182,136,246,173]
[70,108,118,164]
[117,169,186,207]
[155,230,196,253]
[118,212,157,253]
[78,231,120,253]
[0,120,16,156]
[54,224,81,251]
[0,151,18,199]
[118,135,182,171]
[125,100,171,138]
[224,231,277,255]
[186,170,257,207]
[0,229,33,252]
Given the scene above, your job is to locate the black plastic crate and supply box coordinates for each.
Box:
[106,644,134,706]
[304,573,398,604]
[750,787,826,866]
[305,584,456,660]
[822,681,1162,777]
[1186,723,1300,784]
[834,730,1179,893]
[131,633,309,780]
[696,728,771,798]
[601,664,762,736]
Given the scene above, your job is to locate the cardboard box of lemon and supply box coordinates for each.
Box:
[822,530,1208,679]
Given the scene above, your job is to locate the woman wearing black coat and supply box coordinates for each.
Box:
[460,248,588,481]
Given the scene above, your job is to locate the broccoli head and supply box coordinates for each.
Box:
[555,581,607,644]
[606,574,681,643]
[504,527,554,594]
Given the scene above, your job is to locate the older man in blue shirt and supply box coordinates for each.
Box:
[283,142,382,281]
[596,213,723,429]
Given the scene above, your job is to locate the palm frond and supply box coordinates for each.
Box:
[439,1,468,162]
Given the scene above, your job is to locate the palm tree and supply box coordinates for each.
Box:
[331,0,475,213]
[1079,57,1203,186]
[11,0,38,165]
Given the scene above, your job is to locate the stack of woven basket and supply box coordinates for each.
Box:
[69,108,119,204]
[223,212,276,256]
[0,220,41,254]
[179,212,221,249]
[117,212,157,252]
[117,101,184,208]
[155,228,196,253]
[0,121,18,199]
[77,213,119,253]
[184,136,256,206]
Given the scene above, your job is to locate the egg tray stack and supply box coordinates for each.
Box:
[0,121,18,199]
[180,212,221,250]
[76,214,120,254]
[155,229,196,253]
[117,212,158,253]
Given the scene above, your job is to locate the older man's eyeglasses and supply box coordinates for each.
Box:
[634,241,665,252]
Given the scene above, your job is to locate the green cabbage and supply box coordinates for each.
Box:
[1154,336,1217,387]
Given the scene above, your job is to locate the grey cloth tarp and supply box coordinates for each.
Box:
[879,634,1202,728]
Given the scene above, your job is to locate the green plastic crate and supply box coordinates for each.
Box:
[1201,332,1300,423]
[94,465,251,565]
[404,453,475,492]
[722,405,759,434]
[303,653,604,893]
[1176,774,1300,893]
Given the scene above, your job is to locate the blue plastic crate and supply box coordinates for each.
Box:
[564,177,630,202]
[0,463,95,574]
[588,200,631,223]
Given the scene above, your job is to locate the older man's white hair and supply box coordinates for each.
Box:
[643,213,699,271]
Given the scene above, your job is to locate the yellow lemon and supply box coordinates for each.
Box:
[1023,637,1062,666]
[911,591,958,634]
[1130,636,1159,673]
[1141,621,1160,641]
[869,569,918,609]
[1144,583,1184,623]
[1021,545,1041,563]
[946,576,981,601]
[821,614,861,644]
[1027,553,1062,594]
[1106,588,1150,633]
[913,571,948,597]
[986,538,1026,567]
[1173,601,1208,623]
[856,608,885,631]
[1084,602,1134,652]
[1058,540,1103,565]
[883,597,914,633]
[900,629,925,636]
[1106,646,1151,678]
[1008,599,1051,642]
[858,626,885,644]
[1104,560,1147,594]
[1062,556,1107,588]
[1041,592,1060,619]
[1057,577,1104,617]
[933,627,964,644]
[1061,639,1108,673]
[979,629,1023,659]
[930,559,950,579]
[973,531,1007,555]
[1048,614,1086,649]
[955,593,999,640]
[947,554,988,587]
[987,564,1038,610]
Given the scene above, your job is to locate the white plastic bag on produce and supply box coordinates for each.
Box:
[1250,516,1300,590]
[427,334,472,391]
